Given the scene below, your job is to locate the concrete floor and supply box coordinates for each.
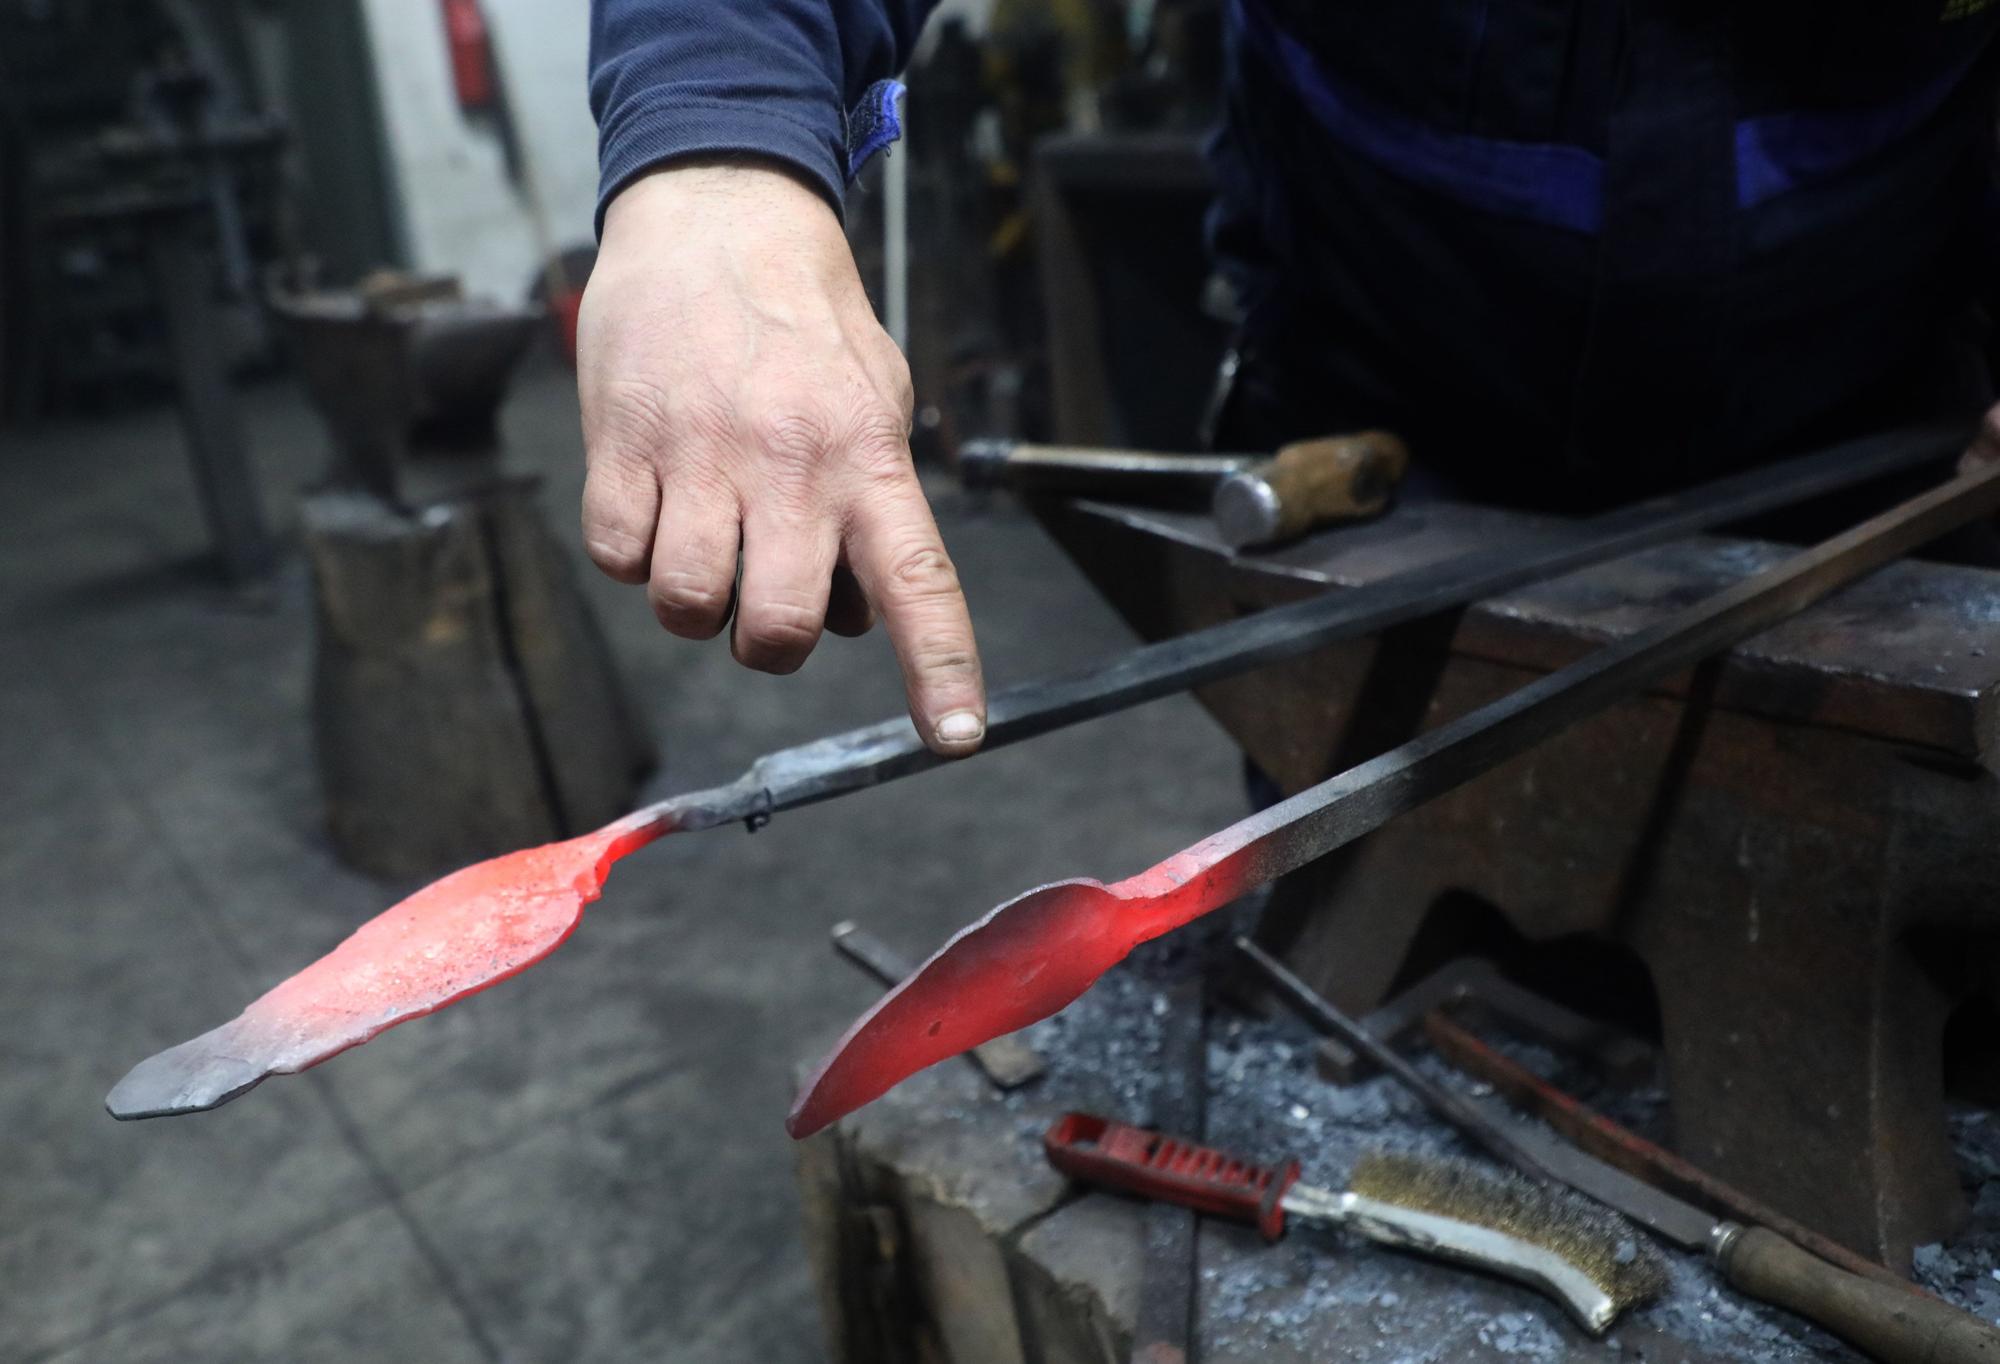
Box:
[0,360,1246,1363]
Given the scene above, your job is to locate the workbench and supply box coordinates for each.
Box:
[1029,491,2000,1268]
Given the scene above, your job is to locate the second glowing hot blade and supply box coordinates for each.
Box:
[788,461,2000,1138]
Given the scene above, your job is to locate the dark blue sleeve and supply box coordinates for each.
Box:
[589,0,939,230]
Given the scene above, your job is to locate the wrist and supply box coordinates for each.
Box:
[603,156,838,241]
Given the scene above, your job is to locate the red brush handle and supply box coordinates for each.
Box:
[1042,1111,1301,1241]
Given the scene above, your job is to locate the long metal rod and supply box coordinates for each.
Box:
[1132,977,1207,1364]
[785,460,2000,1139]
[665,422,1968,830]
[1130,458,2000,926]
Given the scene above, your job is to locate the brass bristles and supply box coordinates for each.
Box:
[1351,1150,1669,1312]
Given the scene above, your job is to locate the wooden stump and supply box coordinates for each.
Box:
[302,479,652,879]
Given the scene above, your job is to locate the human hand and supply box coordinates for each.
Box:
[578,162,986,754]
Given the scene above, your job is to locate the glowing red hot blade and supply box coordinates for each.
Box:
[787,460,2000,1138]
[106,813,670,1118]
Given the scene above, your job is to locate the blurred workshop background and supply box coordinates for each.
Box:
[0,2,1247,1362]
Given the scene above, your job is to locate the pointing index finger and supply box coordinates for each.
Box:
[848,481,986,756]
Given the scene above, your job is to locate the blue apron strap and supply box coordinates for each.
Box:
[1230,0,1604,234]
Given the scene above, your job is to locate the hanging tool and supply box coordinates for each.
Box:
[831,920,1045,1090]
[787,456,2000,1138]
[1242,943,2000,1364]
[1043,1112,1666,1334]
[104,423,1966,1121]
[959,431,1410,549]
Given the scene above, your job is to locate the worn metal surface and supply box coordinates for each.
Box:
[1034,458,2000,1266]
[269,286,540,501]
[801,943,1967,1361]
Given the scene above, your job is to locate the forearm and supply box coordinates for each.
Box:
[589,0,942,227]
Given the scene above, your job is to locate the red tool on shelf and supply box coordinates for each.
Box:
[441,0,496,111]
[1042,1112,1665,1333]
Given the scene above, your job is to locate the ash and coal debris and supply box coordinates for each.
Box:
[1912,1109,2000,1327]
[994,926,1987,1361]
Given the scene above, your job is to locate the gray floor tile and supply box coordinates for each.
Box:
[28,1203,489,1364]
[393,1070,824,1364]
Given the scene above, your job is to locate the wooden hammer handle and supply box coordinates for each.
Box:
[1723,1227,2000,1363]
[1215,430,1411,548]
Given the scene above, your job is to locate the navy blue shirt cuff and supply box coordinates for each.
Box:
[595,96,849,233]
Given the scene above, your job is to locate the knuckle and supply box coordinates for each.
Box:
[883,541,962,601]
[907,637,980,678]
[748,404,836,471]
[587,378,677,459]
[584,529,650,576]
[851,409,913,473]
[873,344,915,411]
[671,386,739,453]
[737,610,822,671]
[649,571,730,631]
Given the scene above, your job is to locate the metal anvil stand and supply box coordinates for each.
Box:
[274,287,652,879]
[1030,491,2000,1269]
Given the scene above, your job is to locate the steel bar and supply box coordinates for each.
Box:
[787,458,2000,1137]
[678,420,1971,832]
[105,423,1971,1122]
[1131,978,1207,1364]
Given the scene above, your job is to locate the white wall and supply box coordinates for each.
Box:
[356,0,599,301]
[353,1,988,299]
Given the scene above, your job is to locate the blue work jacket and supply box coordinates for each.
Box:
[590,0,2000,495]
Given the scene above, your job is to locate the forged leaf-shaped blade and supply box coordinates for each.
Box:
[788,851,1255,1137]
[107,818,663,1119]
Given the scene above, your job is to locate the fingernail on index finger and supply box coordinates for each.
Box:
[935,710,985,746]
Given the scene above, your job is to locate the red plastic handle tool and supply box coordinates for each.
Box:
[1042,1111,1302,1241]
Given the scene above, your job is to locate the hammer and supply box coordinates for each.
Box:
[958,432,1410,550]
